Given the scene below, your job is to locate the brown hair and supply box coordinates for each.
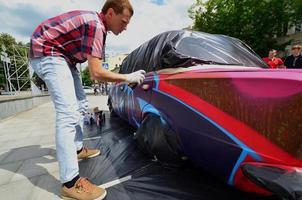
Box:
[102,0,133,16]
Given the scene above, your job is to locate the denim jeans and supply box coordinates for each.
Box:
[30,56,88,183]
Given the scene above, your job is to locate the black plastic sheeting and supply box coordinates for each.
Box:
[242,164,302,200]
[135,113,185,166]
[119,30,268,74]
[79,111,277,200]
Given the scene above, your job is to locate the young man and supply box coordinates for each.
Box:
[262,49,284,69]
[29,0,145,199]
[284,45,302,69]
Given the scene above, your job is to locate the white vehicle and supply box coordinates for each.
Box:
[82,86,94,94]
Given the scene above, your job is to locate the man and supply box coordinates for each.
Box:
[29,0,145,199]
[284,45,302,69]
[262,49,284,69]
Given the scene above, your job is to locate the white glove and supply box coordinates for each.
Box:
[125,70,146,84]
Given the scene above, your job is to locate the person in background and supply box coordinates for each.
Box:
[263,49,284,69]
[93,86,98,95]
[284,45,302,69]
[0,86,3,95]
[29,0,145,199]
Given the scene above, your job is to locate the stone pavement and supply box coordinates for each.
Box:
[0,95,109,200]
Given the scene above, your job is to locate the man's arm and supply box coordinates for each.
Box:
[87,55,146,84]
[87,55,127,82]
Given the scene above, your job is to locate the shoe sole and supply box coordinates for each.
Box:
[78,151,101,162]
[61,189,107,200]
[97,190,107,200]
[61,196,76,200]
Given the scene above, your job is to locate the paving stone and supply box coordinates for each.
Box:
[0,96,109,200]
[0,161,23,185]
[0,178,36,200]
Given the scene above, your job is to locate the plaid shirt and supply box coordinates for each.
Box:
[30,10,107,67]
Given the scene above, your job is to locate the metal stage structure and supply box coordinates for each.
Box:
[0,44,41,95]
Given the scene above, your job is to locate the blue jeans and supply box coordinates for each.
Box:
[30,56,88,183]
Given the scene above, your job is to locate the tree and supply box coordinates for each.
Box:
[81,67,93,86]
[189,0,302,57]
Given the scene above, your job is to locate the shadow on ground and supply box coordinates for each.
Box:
[0,145,60,197]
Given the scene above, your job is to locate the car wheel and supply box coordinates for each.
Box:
[135,113,186,166]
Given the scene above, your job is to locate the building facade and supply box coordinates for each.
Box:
[277,23,302,56]
[103,54,128,72]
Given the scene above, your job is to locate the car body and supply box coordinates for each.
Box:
[108,30,302,199]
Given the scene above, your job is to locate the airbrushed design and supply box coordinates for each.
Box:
[109,30,302,199]
[165,74,302,160]
[109,68,302,199]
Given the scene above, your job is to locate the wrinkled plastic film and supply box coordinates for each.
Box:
[119,30,267,74]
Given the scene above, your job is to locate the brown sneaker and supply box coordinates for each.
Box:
[77,147,100,161]
[61,177,106,200]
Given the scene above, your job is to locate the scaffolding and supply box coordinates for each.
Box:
[0,44,40,95]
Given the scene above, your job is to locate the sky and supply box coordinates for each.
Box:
[0,0,195,55]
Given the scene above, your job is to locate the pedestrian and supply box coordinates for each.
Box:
[83,113,90,126]
[262,49,284,69]
[284,45,302,69]
[29,0,145,199]
[0,86,3,95]
[90,113,95,125]
[93,86,98,96]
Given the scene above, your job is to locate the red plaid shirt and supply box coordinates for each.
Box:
[30,10,107,67]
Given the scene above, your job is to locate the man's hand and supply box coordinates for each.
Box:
[125,70,146,84]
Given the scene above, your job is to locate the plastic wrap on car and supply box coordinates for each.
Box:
[119,30,268,74]
[134,113,184,166]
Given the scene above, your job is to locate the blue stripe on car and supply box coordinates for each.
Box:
[228,150,248,185]
[152,87,262,185]
[137,98,160,116]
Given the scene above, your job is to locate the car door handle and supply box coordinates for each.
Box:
[141,84,150,91]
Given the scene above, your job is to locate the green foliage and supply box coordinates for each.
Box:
[189,0,302,57]
[81,67,93,86]
[0,33,17,53]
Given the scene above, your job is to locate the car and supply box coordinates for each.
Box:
[108,30,302,200]
[82,86,94,94]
